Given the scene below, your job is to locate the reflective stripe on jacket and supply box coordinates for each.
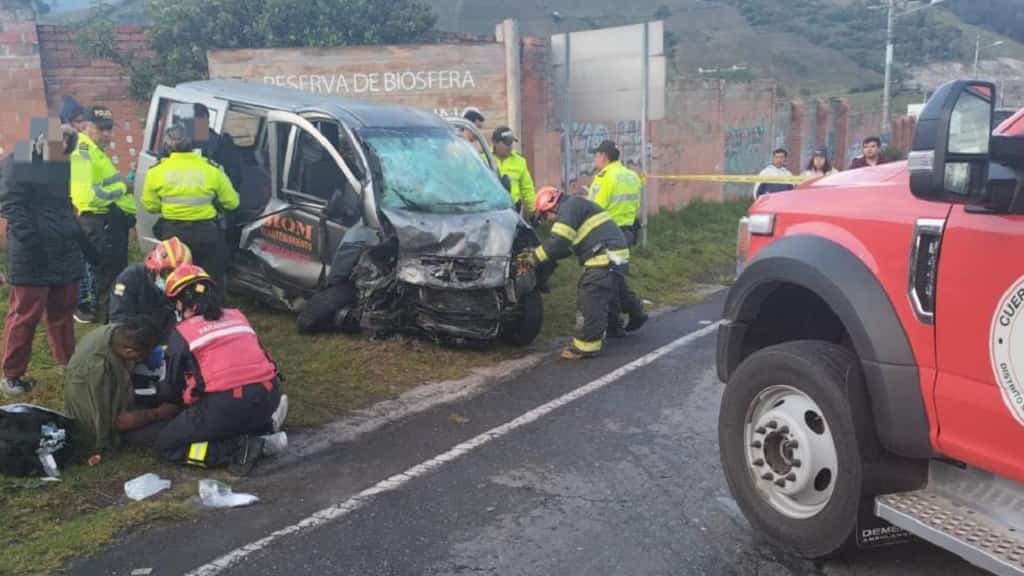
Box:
[533,196,629,267]
[70,133,134,215]
[175,308,277,405]
[142,152,240,221]
[588,161,641,227]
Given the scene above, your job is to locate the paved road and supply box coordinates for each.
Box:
[70,294,986,576]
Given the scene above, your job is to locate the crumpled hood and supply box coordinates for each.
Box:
[382,208,519,289]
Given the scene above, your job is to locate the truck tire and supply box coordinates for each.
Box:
[718,340,878,559]
[501,291,543,347]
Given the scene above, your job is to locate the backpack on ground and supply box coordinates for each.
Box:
[0,404,75,478]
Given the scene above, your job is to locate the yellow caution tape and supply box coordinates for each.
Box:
[642,173,812,185]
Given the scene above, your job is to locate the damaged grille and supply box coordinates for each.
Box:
[418,288,500,319]
[416,287,502,340]
[418,257,488,284]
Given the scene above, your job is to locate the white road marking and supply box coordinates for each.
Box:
[185,321,723,576]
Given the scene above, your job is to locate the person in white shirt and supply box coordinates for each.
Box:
[753,148,794,199]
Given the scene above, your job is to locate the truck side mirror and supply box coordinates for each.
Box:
[909,80,995,204]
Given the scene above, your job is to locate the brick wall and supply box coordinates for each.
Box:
[0,0,47,158]
[37,24,149,173]
[519,36,562,193]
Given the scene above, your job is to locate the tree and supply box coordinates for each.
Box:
[77,0,437,101]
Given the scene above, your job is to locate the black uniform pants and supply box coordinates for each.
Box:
[78,212,130,323]
[156,218,228,296]
[607,263,645,329]
[573,266,617,356]
[156,379,281,468]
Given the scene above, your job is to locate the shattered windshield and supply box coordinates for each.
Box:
[364,127,513,214]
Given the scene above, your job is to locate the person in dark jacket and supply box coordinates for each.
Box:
[109,236,191,336]
[193,104,243,192]
[110,237,193,408]
[531,186,646,360]
[1,120,96,396]
[59,95,99,323]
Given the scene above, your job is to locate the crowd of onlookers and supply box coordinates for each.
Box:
[753,136,889,198]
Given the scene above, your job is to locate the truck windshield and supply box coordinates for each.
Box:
[363,127,513,214]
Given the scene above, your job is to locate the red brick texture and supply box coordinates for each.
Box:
[0,0,47,159]
[36,24,150,173]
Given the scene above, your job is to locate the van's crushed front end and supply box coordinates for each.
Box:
[354,208,540,344]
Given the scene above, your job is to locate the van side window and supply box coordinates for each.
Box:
[283,122,346,205]
[148,100,218,155]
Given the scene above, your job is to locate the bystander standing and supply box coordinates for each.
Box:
[1,120,94,396]
[849,136,887,169]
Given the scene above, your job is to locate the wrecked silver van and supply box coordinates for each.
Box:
[134,79,543,346]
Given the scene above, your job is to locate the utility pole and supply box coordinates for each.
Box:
[974,33,981,76]
[974,34,1004,77]
[640,21,650,248]
[881,0,895,139]
[564,32,572,193]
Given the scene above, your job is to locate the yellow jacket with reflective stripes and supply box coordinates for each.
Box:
[495,151,536,212]
[533,196,629,268]
[588,160,641,227]
[70,133,135,215]
[142,152,240,221]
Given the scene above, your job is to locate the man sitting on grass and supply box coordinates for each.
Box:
[63,315,181,453]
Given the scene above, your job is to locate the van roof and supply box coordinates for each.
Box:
[176,79,448,130]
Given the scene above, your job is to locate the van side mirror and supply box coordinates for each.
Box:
[909,80,995,205]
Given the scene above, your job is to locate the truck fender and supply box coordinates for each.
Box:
[717,235,932,459]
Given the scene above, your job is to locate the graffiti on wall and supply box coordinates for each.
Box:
[567,120,643,194]
[723,122,769,197]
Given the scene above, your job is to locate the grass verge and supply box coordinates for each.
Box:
[0,198,749,575]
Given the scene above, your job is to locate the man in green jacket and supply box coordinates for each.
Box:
[491,126,536,217]
[63,316,179,453]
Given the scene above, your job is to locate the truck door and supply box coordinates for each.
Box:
[932,110,1024,484]
[134,86,228,252]
[237,110,364,295]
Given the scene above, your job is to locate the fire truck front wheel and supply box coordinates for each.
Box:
[718,340,877,559]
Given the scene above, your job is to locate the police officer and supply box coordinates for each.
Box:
[158,264,287,476]
[587,140,647,336]
[142,124,239,295]
[492,126,536,217]
[588,140,642,245]
[70,106,136,323]
[531,186,646,360]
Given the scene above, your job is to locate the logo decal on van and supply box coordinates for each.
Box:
[991,278,1024,426]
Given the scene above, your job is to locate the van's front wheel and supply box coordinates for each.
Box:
[501,291,543,347]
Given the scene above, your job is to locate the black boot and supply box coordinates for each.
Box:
[625,313,649,332]
[227,435,265,477]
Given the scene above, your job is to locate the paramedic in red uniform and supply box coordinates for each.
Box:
[156,264,288,476]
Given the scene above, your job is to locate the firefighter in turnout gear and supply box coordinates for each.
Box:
[71,106,137,323]
[587,140,647,336]
[588,140,642,245]
[142,124,239,296]
[532,186,646,360]
[157,264,288,476]
[110,236,192,337]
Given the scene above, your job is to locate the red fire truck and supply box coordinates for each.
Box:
[718,80,1024,575]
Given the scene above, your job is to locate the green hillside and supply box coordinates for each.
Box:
[42,0,1024,99]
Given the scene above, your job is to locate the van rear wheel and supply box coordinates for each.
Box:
[718,340,877,559]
